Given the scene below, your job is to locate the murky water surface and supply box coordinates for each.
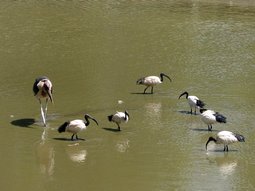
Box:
[0,1,255,190]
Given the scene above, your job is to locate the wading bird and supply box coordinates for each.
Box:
[136,73,171,94]
[178,91,205,114]
[58,114,98,141]
[206,131,245,152]
[200,109,226,131]
[33,76,53,126]
[108,110,129,131]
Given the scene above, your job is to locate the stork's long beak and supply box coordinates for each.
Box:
[47,90,53,103]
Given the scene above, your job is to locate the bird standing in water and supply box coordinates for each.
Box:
[58,114,98,141]
[178,91,205,114]
[33,76,53,126]
[200,108,226,131]
[136,73,171,94]
[108,110,129,131]
[206,131,245,152]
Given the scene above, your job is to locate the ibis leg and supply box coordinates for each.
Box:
[151,87,154,94]
[144,86,149,94]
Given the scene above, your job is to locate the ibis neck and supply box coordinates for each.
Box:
[206,137,217,150]
[160,73,164,82]
[84,116,90,126]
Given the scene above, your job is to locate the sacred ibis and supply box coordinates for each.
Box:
[178,91,205,114]
[33,76,53,126]
[200,108,226,131]
[108,110,129,131]
[136,73,171,94]
[206,131,245,152]
[58,114,98,140]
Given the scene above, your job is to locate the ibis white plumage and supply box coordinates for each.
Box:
[206,131,245,152]
[200,108,226,131]
[136,73,171,94]
[108,110,129,131]
[33,76,53,126]
[58,114,98,140]
[178,91,205,114]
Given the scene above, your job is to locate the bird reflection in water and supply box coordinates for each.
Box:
[144,102,162,126]
[66,143,87,163]
[36,126,55,178]
[36,141,55,178]
[145,102,162,116]
[116,139,130,153]
[207,153,237,177]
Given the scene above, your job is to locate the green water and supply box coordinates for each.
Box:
[0,1,255,191]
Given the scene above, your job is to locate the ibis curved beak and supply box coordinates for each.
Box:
[205,137,216,150]
[178,91,188,99]
[85,114,99,126]
[159,73,172,82]
[162,73,172,82]
[92,118,99,126]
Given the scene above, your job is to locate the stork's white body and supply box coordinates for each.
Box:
[35,79,53,100]
[33,76,53,127]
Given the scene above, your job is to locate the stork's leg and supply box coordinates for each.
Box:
[226,145,229,152]
[208,125,212,131]
[144,86,149,94]
[71,134,75,141]
[151,86,154,94]
[39,99,46,126]
[190,108,193,115]
[194,108,196,115]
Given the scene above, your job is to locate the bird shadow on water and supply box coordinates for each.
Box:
[190,128,218,132]
[207,149,238,153]
[11,118,36,128]
[102,127,121,133]
[178,110,199,115]
[130,92,152,95]
[53,137,85,141]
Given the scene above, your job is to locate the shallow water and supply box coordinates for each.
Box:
[0,1,255,191]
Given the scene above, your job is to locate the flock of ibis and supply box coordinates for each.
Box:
[33,74,245,152]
